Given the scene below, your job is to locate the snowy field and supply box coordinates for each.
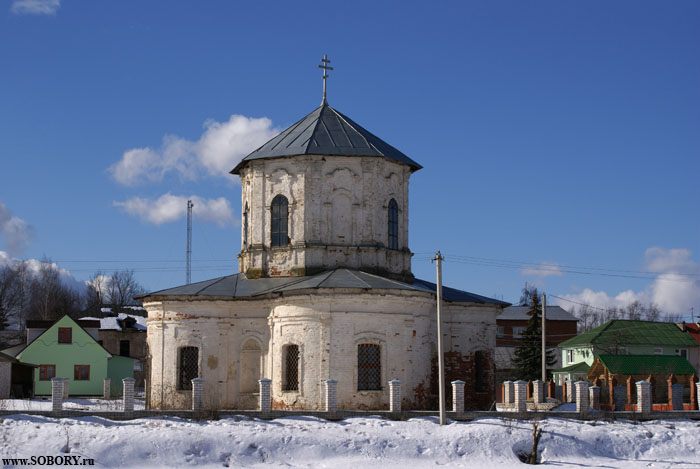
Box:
[1,413,699,468]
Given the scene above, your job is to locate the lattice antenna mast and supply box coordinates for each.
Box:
[318,54,334,105]
[186,200,193,284]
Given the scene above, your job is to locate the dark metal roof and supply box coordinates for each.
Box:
[231,103,422,174]
[140,269,509,305]
[499,306,578,322]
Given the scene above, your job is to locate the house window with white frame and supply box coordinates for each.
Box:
[653,347,663,355]
[512,327,526,338]
[496,326,504,338]
[676,348,688,359]
[566,349,574,364]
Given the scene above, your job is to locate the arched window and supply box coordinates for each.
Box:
[243,203,249,249]
[357,343,381,391]
[178,346,199,390]
[271,195,288,247]
[388,199,398,250]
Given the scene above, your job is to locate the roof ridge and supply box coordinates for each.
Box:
[344,269,373,289]
[330,106,374,151]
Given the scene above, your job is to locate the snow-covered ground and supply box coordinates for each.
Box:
[1,413,699,468]
[0,397,146,411]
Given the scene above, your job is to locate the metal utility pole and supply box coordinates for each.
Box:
[541,293,547,382]
[186,200,193,284]
[433,251,446,425]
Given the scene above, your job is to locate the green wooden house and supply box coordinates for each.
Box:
[553,320,699,384]
[2,315,134,396]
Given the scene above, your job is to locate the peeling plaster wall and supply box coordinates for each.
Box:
[238,156,413,280]
[144,291,503,410]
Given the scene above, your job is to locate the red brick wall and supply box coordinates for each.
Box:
[496,319,577,347]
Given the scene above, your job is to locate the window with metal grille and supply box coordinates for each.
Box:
[283,344,299,391]
[58,327,72,344]
[474,350,487,393]
[74,365,90,381]
[388,199,398,250]
[39,364,55,381]
[271,195,289,247]
[178,346,199,390]
[357,344,381,391]
[243,203,249,248]
[120,340,130,357]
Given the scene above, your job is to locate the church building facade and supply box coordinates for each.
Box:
[141,76,508,411]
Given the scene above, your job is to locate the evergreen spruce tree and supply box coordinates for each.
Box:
[513,291,556,381]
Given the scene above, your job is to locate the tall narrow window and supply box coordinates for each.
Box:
[178,346,199,390]
[283,344,299,391]
[120,340,130,357]
[358,344,381,391]
[388,199,398,250]
[271,195,289,247]
[243,203,249,249]
[474,350,487,393]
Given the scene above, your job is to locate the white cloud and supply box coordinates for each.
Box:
[109,115,277,185]
[0,201,33,255]
[0,251,86,293]
[114,193,236,227]
[10,0,60,15]
[556,247,700,317]
[520,261,563,278]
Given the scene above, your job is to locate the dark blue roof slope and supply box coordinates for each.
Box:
[139,269,509,306]
[231,103,422,174]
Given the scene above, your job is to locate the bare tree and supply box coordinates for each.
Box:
[0,265,21,330]
[107,270,145,315]
[26,259,84,321]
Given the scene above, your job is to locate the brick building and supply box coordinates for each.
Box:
[495,305,578,391]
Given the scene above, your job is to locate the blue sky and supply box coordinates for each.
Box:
[1,0,699,319]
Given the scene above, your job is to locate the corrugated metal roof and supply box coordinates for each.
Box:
[231,103,422,174]
[499,305,578,321]
[140,269,509,305]
[597,354,696,375]
[559,320,698,347]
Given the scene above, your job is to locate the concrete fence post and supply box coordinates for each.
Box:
[122,377,135,416]
[513,380,527,413]
[575,381,589,416]
[589,385,600,410]
[696,381,700,412]
[503,381,514,404]
[258,378,272,413]
[62,378,70,399]
[51,377,64,413]
[636,380,651,416]
[533,380,545,404]
[670,383,683,411]
[192,378,204,411]
[324,380,338,412]
[389,380,402,412]
[103,378,111,400]
[452,380,465,412]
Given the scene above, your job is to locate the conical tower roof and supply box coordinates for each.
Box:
[231,103,422,174]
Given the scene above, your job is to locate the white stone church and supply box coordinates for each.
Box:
[140,75,509,410]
